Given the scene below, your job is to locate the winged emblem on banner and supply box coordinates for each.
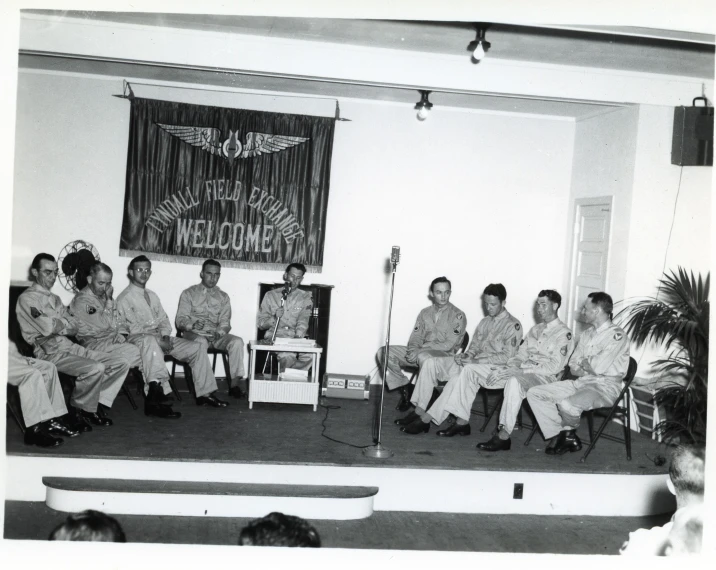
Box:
[155,123,310,163]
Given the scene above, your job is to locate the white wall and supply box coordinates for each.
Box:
[12,70,576,378]
[622,104,712,377]
[562,106,640,325]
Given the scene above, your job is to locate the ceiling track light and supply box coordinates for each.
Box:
[468,23,491,62]
[414,90,433,121]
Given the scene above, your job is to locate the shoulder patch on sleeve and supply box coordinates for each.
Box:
[614,332,624,341]
[560,345,568,356]
[567,332,572,340]
[30,306,41,318]
[511,337,517,347]
[457,313,464,320]
[86,305,96,315]
[515,323,520,330]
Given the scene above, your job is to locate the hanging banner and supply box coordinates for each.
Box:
[119,97,336,271]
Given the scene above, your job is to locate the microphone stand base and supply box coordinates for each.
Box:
[363,443,393,459]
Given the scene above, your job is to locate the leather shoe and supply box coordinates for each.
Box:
[395,411,420,426]
[229,386,246,399]
[476,434,512,452]
[551,430,582,455]
[395,384,414,411]
[67,409,92,433]
[24,424,63,448]
[145,402,182,419]
[79,410,113,427]
[437,423,471,437]
[400,417,430,434]
[545,435,560,455]
[46,419,80,438]
[196,394,229,408]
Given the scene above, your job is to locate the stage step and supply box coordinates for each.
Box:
[42,477,379,520]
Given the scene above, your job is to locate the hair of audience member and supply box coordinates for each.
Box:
[31,253,56,270]
[89,262,113,277]
[127,255,152,271]
[538,289,562,310]
[285,262,307,275]
[430,276,452,293]
[587,291,614,319]
[669,444,706,502]
[48,510,126,542]
[237,512,321,547]
[202,259,221,271]
[483,283,507,302]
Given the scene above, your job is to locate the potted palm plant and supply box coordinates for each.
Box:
[616,268,709,444]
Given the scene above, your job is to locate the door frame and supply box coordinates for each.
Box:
[566,196,614,331]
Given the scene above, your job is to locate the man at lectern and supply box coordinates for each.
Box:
[257,263,314,371]
[376,276,467,411]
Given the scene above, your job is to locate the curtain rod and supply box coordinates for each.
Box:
[112,80,351,121]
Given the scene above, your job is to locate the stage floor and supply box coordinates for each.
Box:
[6,381,671,476]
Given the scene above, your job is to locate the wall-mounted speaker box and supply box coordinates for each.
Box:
[671,97,714,166]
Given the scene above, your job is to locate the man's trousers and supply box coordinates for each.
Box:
[8,352,67,427]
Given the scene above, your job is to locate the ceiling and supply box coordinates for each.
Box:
[30,12,715,78]
[19,11,716,120]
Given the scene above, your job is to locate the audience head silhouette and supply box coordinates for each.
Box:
[238,512,320,547]
[49,510,126,542]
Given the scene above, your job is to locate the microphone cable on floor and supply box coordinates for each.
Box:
[319,401,375,449]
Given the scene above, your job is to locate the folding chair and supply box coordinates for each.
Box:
[580,357,638,462]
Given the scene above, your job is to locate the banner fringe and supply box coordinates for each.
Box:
[118,249,323,273]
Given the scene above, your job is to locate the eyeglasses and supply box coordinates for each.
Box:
[134,268,152,274]
[40,270,59,276]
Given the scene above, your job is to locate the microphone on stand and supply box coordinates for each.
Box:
[391,246,400,266]
[364,245,401,459]
[269,281,292,344]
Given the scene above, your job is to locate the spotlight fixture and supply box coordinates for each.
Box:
[467,23,491,62]
[414,90,433,121]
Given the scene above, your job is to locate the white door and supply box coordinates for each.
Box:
[567,197,612,336]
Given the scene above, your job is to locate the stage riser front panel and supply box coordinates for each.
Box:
[7,456,676,517]
[45,488,374,520]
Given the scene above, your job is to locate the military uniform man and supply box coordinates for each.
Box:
[16,253,130,430]
[396,283,522,435]
[71,261,180,419]
[115,255,228,408]
[257,263,314,371]
[176,259,246,398]
[376,276,467,411]
[474,289,573,451]
[8,340,79,447]
[527,291,630,455]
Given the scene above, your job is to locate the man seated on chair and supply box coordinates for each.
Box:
[176,259,246,399]
[16,253,130,431]
[376,276,467,412]
[8,340,79,447]
[396,283,522,435]
[527,291,629,455]
[472,290,574,451]
[257,263,314,372]
[70,261,180,419]
[116,255,228,409]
